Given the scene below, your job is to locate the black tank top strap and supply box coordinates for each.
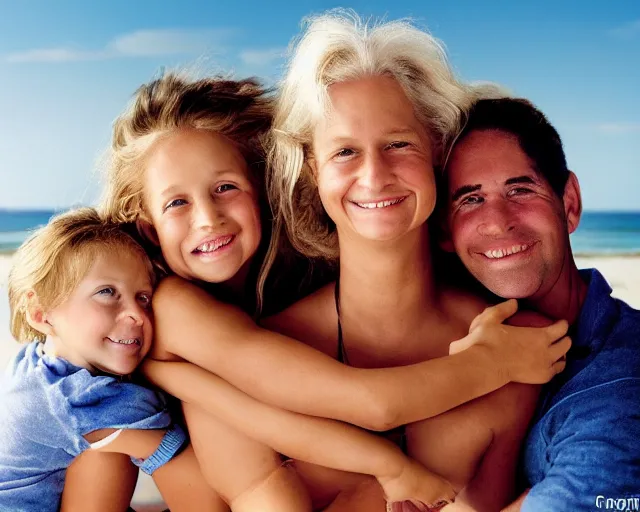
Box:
[334,279,349,365]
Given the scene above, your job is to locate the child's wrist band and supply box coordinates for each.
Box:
[132,424,187,475]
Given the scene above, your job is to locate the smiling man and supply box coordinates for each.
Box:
[443,98,640,511]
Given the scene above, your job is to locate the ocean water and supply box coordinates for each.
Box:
[0,209,639,255]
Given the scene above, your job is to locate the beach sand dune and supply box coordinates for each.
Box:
[1,253,639,508]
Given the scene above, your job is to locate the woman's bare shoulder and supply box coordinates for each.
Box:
[261,282,338,356]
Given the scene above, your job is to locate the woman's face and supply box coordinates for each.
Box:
[311,75,436,244]
[142,128,262,285]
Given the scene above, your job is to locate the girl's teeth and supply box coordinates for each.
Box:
[113,338,139,345]
[197,236,233,253]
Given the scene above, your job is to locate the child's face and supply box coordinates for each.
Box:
[143,129,262,285]
[45,250,153,376]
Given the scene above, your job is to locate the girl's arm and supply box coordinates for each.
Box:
[61,451,138,512]
[149,276,569,430]
[85,429,226,512]
[142,360,457,509]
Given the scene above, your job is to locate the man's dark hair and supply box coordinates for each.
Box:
[452,98,570,198]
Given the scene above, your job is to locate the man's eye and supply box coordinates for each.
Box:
[509,187,533,196]
[461,196,483,206]
[216,184,237,193]
[165,198,187,210]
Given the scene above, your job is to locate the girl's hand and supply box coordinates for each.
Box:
[449,299,571,384]
[378,458,456,512]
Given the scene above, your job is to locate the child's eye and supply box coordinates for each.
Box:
[96,287,116,297]
[164,198,187,211]
[215,184,238,193]
[138,293,152,309]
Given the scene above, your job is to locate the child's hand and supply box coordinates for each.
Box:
[378,458,456,512]
[448,299,571,384]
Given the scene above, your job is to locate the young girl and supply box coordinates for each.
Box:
[66,73,568,511]
[0,208,225,512]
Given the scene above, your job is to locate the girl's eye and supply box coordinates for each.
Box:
[164,198,187,211]
[138,293,152,309]
[335,148,355,159]
[387,141,410,150]
[215,183,238,193]
[97,287,116,297]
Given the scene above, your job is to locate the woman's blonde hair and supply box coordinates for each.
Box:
[267,10,477,262]
[99,72,275,309]
[8,208,154,342]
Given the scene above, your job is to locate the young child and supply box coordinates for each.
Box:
[0,208,224,512]
[72,73,567,512]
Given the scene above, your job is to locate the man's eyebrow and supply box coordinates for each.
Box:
[451,184,481,202]
[505,175,537,186]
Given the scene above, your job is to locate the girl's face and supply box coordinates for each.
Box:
[311,75,436,244]
[45,250,153,376]
[142,129,262,286]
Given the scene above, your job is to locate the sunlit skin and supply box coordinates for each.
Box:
[43,250,153,376]
[444,129,586,321]
[142,129,262,293]
[311,75,436,246]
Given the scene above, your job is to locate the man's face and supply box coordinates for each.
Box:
[444,129,578,299]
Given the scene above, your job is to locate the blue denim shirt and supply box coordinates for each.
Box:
[522,269,640,511]
[0,342,182,512]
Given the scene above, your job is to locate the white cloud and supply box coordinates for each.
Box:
[609,19,640,39]
[596,122,640,134]
[6,48,105,63]
[239,47,286,67]
[6,28,236,63]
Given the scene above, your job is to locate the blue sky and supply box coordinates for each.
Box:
[1,0,638,210]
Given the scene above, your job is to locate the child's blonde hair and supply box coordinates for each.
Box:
[100,72,274,307]
[8,208,154,342]
[101,72,272,224]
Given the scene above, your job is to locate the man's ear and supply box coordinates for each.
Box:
[25,291,55,337]
[136,219,160,246]
[562,171,582,234]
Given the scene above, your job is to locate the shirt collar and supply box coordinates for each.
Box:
[573,268,619,350]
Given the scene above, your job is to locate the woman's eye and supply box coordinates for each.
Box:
[335,148,355,159]
[97,287,116,297]
[215,183,238,193]
[164,198,187,210]
[387,141,410,150]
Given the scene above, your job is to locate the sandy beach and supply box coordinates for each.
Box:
[1,252,638,508]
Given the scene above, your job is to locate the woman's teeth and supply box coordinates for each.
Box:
[355,197,405,209]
